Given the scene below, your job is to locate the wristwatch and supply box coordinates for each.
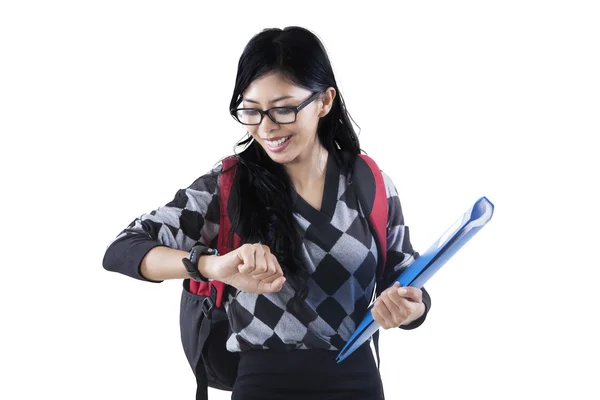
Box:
[182,244,219,282]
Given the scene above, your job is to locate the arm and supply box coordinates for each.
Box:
[139,246,221,282]
[102,164,222,282]
[378,170,431,330]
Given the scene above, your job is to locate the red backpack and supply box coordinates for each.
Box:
[179,153,388,400]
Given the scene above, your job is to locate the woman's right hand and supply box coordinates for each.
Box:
[207,243,286,294]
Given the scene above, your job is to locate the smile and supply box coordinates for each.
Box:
[264,136,292,152]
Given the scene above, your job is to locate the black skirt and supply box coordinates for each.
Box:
[231,342,384,400]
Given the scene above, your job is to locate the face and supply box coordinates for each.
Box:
[240,71,335,165]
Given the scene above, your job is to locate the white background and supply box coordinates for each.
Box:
[1,1,599,399]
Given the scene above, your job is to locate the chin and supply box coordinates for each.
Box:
[265,151,295,165]
[258,139,297,164]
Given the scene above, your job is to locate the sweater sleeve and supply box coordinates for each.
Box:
[378,170,431,330]
[102,163,222,282]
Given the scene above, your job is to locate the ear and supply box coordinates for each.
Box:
[318,87,337,118]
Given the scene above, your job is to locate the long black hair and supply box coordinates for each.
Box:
[226,26,362,282]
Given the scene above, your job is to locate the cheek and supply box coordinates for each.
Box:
[296,109,320,132]
[294,112,320,136]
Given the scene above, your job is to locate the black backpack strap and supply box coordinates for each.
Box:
[194,285,219,400]
[353,153,388,400]
[373,329,380,371]
[195,369,209,400]
[373,330,385,399]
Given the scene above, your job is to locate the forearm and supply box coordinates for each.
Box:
[140,246,220,282]
[103,233,221,283]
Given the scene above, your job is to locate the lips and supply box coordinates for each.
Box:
[264,135,292,153]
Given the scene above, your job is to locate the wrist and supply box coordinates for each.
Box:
[197,254,219,280]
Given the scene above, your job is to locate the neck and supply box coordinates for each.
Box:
[284,140,329,192]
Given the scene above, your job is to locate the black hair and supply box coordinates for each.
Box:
[226,26,362,285]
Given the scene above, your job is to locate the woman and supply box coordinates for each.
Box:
[103,26,431,400]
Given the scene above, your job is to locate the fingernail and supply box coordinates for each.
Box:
[398,288,407,294]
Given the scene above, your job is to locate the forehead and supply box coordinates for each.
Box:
[242,72,310,102]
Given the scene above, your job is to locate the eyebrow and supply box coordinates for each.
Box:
[243,95,295,105]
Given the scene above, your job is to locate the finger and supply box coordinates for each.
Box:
[397,297,419,316]
[397,286,422,303]
[252,254,280,280]
[265,252,277,275]
[371,307,390,330]
[270,253,283,275]
[397,298,423,326]
[385,283,406,309]
[387,288,404,308]
[380,291,404,326]
[270,276,286,292]
[253,269,283,282]
[250,246,268,276]
[239,245,256,273]
[373,298,394,328]
[237,263,254,274]
[258,276,286,293]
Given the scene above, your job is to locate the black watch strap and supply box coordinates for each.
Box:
[182,244,219,282]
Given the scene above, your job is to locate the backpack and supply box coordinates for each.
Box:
[179,153,389,400]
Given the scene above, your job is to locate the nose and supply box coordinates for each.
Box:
[259,113,279,134]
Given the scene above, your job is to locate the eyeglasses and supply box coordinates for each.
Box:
[230,92,321,126]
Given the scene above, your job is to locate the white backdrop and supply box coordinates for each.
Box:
[1,1,598,399]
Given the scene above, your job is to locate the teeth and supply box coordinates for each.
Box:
[267,136,290,148]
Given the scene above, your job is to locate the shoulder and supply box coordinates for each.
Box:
[347,153,398,201]
[186,154,244,193]
[186,160,225,194]
[380,170,399,199]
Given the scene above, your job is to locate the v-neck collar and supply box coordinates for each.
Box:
[292,152,340,223]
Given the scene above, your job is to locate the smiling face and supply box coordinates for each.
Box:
[240,71,335,165]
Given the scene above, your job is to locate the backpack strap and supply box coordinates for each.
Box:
[188,157,242,400]
[189,156,241,309]
[373,329,385,398]
[218,156,243,254]
[354,154,388,385]
[355,154,388,281]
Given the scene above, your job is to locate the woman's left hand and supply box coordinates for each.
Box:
[371,282,425,329]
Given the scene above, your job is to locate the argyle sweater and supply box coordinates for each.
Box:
[103,153,431,352]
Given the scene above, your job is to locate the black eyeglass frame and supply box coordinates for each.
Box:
[230,91,322,126]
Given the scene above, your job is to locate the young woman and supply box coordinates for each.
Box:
[103,26,431,400]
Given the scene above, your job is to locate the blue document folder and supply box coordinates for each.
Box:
[336,196,495,363]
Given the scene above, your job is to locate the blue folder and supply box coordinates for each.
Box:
[336,196,495,363]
